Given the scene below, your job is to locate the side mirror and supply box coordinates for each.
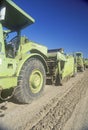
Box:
[0,7,6,20]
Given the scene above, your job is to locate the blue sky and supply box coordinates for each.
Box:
[13,0,88,57]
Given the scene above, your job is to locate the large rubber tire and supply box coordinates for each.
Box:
[81,67,84,72]
[55,74,62,86]
[14,58,46,104]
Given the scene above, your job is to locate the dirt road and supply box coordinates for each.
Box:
[0,70,88,130]
[63,78,88,130]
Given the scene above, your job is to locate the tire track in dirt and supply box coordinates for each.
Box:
[28,71,88,130]
[0,70,88,130]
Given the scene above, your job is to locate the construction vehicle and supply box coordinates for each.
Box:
[0,0,77,104]
[46,48,77,85]
[0,0,48,103]
[75,52,85,72]
[84,58,88,68]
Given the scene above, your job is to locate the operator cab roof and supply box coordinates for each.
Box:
[0,0,35,31]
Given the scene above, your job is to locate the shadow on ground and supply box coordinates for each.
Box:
[81,127,88,130]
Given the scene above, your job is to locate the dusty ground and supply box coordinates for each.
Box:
[63,76,88,130]
[0,69,88,130]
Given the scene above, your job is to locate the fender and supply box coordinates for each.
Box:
[16,53,48,76]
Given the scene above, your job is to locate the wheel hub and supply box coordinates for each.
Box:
[30,70,43,93]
